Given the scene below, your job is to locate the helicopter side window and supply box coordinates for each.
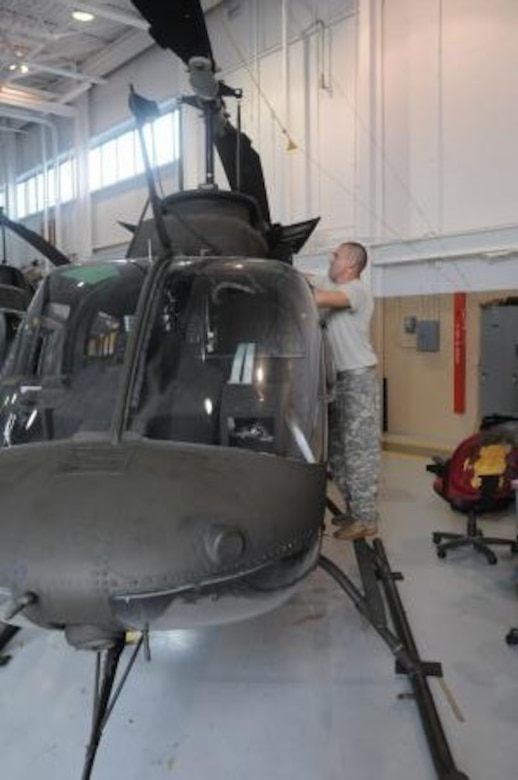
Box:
[0,263,143,447]
[0,312,24,371]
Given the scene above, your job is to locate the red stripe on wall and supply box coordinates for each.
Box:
[453,292,466,414]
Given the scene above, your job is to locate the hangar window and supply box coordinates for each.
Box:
[15,157,76,219]
[13,108,180,218]
[89,109,180,193]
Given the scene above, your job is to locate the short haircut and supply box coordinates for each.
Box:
[338,241,368,273]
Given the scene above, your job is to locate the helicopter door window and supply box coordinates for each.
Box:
[0,262,143,447]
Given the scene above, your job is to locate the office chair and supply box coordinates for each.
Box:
[428,428,518,565]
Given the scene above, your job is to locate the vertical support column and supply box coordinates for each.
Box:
[355,0,384,255]
[74,94,93,261]
[4,133,17,220]
[40,125,49,241]
[3,134,17,265]
[356,0,384,388]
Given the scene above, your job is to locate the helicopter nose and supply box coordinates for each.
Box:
[204,525,246,566]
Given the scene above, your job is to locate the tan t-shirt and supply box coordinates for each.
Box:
[314,276,377,371]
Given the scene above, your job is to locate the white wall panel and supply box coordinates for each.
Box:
[383,0,518,243]
[441,0,518,232]
[382,0,442,239]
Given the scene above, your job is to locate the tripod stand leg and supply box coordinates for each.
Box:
[81,636,126,780]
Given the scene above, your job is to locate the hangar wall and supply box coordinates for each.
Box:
[374,0,518,297]
[372,290,517,451]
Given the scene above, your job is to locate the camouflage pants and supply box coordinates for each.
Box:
[328,367,381,525]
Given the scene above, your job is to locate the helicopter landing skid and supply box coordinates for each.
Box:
[0,622,20,667]
[81,634,144,780]
[319,541,469,780]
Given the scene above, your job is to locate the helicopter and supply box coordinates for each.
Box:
[0,0,328,647]
[0,2,329,773]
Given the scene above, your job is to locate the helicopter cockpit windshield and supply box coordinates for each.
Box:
[128,257,326,463]
[0,257,325,464]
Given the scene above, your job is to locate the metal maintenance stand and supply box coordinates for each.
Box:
[319,538,469,780]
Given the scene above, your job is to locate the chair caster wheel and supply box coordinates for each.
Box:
[437,549,446,559]
[432,533,441,545]
[505,630,518,646]
[482,550,498,565]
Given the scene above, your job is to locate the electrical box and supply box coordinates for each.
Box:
[416,320,440,352]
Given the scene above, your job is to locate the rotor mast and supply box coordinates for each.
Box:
[184,56,243,190]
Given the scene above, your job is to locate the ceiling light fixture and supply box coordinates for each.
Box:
[7,63,29,74]
[72,10,95,22]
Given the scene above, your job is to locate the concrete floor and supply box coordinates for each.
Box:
[0,452,517,779]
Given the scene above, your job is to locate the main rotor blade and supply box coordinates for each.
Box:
[0,212,70,267]
[214,123,271,225]
[131,0,214,67]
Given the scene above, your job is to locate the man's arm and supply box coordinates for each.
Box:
[303,274,352,309]
[313,288,351,309]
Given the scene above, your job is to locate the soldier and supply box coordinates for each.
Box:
[307,241,381,540]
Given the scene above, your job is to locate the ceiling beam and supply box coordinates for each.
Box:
[59,1,149,30]
[80,28,154,79]
[57,82,92,105]
[0,86,76,118]
[18,61,107,86]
